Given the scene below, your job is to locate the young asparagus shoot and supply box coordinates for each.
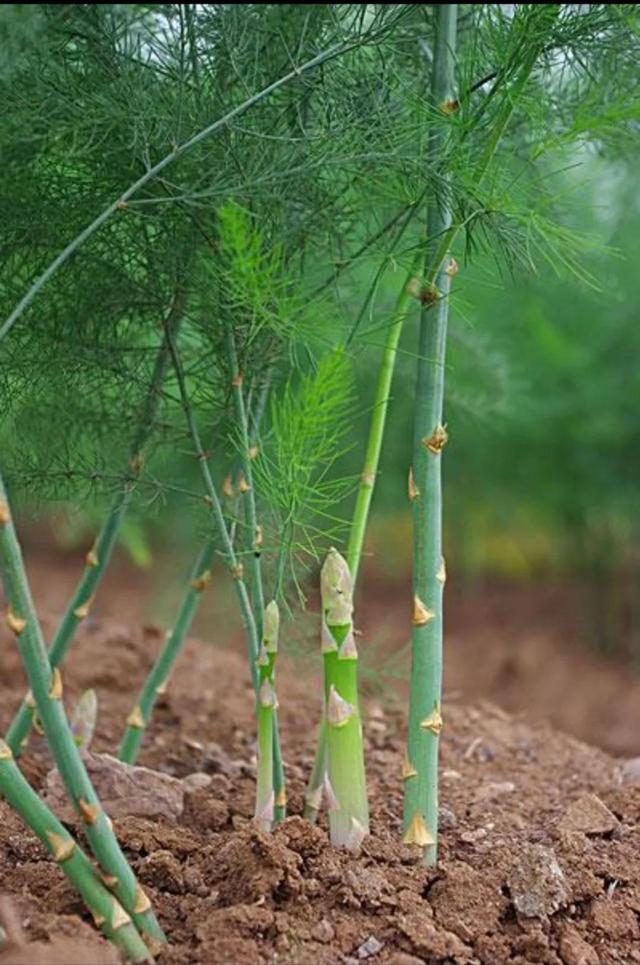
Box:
[166,327,287,818]
[0,474,165,948]
[254,600,280,831]
[0,740,150,961]
[118,540,216,764]
[321,549,368,850]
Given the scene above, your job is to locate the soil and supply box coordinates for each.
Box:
[1,595,640,964]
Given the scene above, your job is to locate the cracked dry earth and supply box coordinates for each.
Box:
[1,615,640,964]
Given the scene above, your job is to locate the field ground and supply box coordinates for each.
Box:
[0,541,639,963]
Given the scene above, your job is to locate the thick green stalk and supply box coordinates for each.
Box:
[403,5,557,865]
[403,4,457,866]
[0,740,150,961]
[7,298,185,755]
[254,601,279,831]
[321,549,368,850]
[118,540,216,764]
[0,479,165,949]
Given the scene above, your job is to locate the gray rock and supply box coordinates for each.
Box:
[43,752,185,822]
[509,843,568,918]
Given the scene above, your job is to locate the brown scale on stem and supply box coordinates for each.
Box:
[403,811,435,847]
[73,596,94,620]
[413,595,435,626]
[191,569,211,593]
[6,609,26,635]
[48,668,63,700]
[439,97,460,114]
[46,832,75,863]
[126,706,145,729]
[78,798,101,825]
[0,502,10,525]
[423,424,449,454]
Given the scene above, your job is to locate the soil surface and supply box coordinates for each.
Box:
[1,601,640,964]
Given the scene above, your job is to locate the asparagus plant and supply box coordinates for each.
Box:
[0,739,150,961]
[165,323,288,813]
[118,540,215,764]
[402,4,458,865]
[0,476,165,951]
[222,319,286,821]
[320,549,368,850]
[7,297,185,755]
[254,600,280,831]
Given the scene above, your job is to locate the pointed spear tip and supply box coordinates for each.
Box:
[263,599,280,651]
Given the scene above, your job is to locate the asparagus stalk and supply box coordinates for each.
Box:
[321,549,368,850]
[7,297,185,755]
[0,478,165,949]
[254,600,279,831]
[222,324,286,821]
[403,4,457,866]
[166,328,287,797]
[403,5,557,864]
[118,540,216,764]
[0,740,150,962]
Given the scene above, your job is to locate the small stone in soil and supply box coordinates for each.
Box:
[558,924,600,965]
[311,919,335,943]
[620,757,640,783]
[357,935,384,958]
[473,781,516,803]
[509,842,568,918]
[558,793,619,836]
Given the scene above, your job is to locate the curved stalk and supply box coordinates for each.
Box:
[0,477,165,949]
[7,296,185,755]
[118,540,216,764]
[0,740,150,961]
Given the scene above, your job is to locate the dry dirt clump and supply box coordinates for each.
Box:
[1,616,639,964]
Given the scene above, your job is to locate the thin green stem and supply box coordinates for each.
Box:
[0,478,165,947]
[222,325,287,822]
[118,540,216,765]
[347,249,423,587]
[223,321,265,625]
[0,741,150,961]
[7,296,185,756]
